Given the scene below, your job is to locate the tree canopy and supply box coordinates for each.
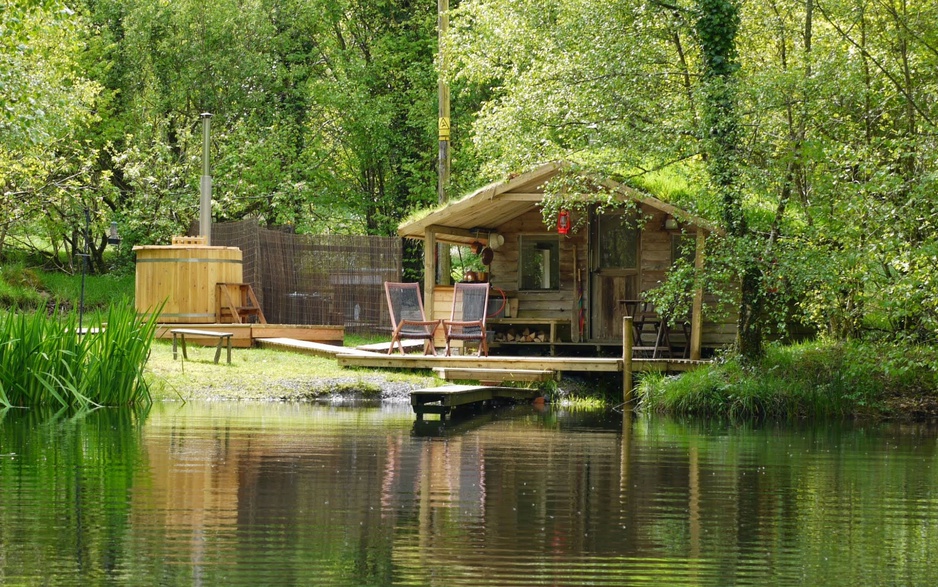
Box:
[447,0,938,348]
[1,0,936,348]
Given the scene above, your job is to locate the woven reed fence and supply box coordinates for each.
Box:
[211,220,402,334]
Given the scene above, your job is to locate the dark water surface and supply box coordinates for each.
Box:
[2,402,937,586]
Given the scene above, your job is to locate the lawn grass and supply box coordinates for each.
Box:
[145,340,437,402]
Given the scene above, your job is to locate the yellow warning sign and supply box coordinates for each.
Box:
[438,117,450,140]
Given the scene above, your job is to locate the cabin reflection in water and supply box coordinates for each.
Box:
[4,403,938,586]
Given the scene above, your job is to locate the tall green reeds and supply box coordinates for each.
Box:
[0,302,159,408]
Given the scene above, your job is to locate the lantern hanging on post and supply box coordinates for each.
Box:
[557,209,571,234]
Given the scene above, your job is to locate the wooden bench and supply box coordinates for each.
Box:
[170,329,234,364]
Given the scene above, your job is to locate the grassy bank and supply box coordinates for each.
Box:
[637,340,938,420]
[0,262,135,320]
[144,340,436,402]
[4,262,937,417]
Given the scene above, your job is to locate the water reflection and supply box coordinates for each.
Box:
[1,403,937,586]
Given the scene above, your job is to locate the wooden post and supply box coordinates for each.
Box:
[623,315,633,404]
[690,228,705,360]
[424,228,437,319]
[436,0,452,286]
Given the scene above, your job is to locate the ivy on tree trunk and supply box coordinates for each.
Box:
[696,0,764,359]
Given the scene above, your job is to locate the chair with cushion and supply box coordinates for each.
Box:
[384,282,440,355]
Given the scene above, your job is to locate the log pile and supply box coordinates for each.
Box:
[493,328,547,343]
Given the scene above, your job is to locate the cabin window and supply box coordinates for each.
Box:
[596,212,638,270]
[671,234,696,265]
[519,236,560,290]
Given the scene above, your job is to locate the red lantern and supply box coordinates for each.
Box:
[557,209,571,234]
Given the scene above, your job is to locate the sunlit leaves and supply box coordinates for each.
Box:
[448,0,700,178]
[450,0,938,345]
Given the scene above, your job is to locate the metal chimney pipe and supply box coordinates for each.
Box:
[199,112,213,245]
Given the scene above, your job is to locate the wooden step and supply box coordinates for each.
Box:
[410,384,541,420]
[433,367,555,384]
[216,283,267,324]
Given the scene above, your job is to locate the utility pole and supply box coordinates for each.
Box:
[437,0,452,285]
[200,112,213,245]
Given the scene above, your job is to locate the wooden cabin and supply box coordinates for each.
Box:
[398,162,736,359]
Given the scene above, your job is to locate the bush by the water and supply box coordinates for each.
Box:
[0,303,158,408]
[637,340,938,420]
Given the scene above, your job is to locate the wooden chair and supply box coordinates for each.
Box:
[384,282,440,355]
[444,282,490,357]
[632,301,672,359]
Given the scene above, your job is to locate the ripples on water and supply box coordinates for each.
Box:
[1,403,937,586]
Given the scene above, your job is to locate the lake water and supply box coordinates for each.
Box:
[1,402,937,586]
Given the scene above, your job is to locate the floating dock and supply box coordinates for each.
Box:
[410,384,541,421]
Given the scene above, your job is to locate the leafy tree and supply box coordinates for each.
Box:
[76,0,439,249]
[447,0,938,351]
[0,1,112,271]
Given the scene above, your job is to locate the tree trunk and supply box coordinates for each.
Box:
[696,0,763,359]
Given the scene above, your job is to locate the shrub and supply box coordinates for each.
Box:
[636,339,938,419]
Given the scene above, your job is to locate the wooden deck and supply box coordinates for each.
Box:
[155,318,710,412]
[335,351,705,374]
[155,323,344,348]
[336,348,708,408]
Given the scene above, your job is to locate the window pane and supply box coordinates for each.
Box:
[599,214,638,269]
[671,234,696,265]
[520,237,560,290]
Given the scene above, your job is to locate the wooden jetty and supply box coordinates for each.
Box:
[410,384,541,421]
[337,351,705,409]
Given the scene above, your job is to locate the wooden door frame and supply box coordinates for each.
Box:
[587,207,642,342]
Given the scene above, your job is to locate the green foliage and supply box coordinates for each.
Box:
[4,0,937,354]
[0,261,135,315]
[82,0,439,242]
[538,165,647,235]
[637,340,938,419]
[448,244,487,283]
[0,303,158,408]
[38,270,135,310]
[0,0,110,269]
[449,0,938,353]
[0,264,46,310]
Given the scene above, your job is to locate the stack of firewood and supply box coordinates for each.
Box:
[501,327,546,343]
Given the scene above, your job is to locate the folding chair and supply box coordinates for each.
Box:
[384,282,440,355]
[443,282,490,356]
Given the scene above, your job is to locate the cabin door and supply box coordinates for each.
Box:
[589,209,640,342]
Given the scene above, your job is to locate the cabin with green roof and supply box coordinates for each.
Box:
[397,161,736,359]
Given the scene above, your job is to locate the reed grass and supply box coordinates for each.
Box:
[0,302,159,408]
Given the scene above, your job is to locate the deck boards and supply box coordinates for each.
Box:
[256,337,360,359]
[355,340,425,353]
[433,367,555,384]
[336,352,705,373]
